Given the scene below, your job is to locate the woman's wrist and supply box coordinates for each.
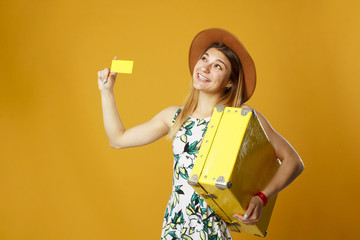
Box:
[100,89,114,95]
[254,190,268,206]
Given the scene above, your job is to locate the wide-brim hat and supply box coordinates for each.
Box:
[189,28,256,102]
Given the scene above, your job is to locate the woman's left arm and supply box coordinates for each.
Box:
[233,110,304,225]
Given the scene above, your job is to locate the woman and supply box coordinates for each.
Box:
[97,28,304,239]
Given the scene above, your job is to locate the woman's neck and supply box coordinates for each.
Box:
[192,92,222,118]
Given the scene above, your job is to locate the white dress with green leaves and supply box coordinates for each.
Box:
[161,108,232,240]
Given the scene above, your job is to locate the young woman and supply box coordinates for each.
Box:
[97,28,304,240]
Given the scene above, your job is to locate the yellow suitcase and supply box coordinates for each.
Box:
[188,106,280,237]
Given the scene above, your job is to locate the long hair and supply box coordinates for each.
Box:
[168,42,245,139]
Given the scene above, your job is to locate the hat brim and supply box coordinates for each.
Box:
[189,28,256,102]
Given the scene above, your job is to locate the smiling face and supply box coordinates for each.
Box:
[192,48,232,95]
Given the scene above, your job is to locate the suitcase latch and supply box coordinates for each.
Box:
[215,176,233,190]
[226,222,241,232]
[201,193,218,199]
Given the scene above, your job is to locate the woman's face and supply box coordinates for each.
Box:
[192,48,232,94]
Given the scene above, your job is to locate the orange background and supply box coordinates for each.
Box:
[1,0,359,239]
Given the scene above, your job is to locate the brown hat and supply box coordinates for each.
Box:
[189,28,256,102]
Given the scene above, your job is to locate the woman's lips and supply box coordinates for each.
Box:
[197,73,210,82]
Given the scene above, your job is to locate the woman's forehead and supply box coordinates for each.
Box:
[204,48,230,65]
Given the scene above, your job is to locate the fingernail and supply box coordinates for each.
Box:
[232,214,236,218]
[111,72,116,75]
[103,79,106,84]
[244,214,248,219]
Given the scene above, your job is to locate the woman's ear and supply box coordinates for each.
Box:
[226,81,233,88]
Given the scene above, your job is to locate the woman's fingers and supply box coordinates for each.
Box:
[232,212,259,226]
[244,201,256,219]
[102,68,110,84]
[232,196,264,226]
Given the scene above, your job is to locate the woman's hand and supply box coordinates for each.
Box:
[98,56,118,92]
[233,196,264,225]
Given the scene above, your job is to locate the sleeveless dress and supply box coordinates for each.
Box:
[161,108,232,240]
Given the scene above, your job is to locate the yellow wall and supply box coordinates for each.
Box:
[1,0,359,239]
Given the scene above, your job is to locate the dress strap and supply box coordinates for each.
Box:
[171,107,183,125]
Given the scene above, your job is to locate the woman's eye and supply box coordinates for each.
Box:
[215,64,222,70]
[201,56,207,61]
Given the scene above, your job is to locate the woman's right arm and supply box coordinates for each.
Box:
[98,58,179,149]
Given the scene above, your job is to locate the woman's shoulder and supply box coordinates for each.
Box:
[163,105,182,116]
[239,104,253,110]
[155,105,181,115]
[240,104,264,116]
[154,105,182,127]
[239,104,280,143]
[239,104,271,129]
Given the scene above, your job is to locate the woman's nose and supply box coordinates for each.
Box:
[201,63,211,72]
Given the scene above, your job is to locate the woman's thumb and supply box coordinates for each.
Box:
[109,72,117,81]
[109,56,118,81]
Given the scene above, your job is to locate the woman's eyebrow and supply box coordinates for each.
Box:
[203,52,227,69]
[217,59,227,69]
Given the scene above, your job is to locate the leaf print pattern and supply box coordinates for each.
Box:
[161,108,232,240]
[167,185,185,217]
[197,119,208,137]
[162,210,193,240]
[176,119,195,143]
[171,108,182,125]
[174,141,199,180]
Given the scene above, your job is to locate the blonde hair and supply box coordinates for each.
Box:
[168,42,246,140]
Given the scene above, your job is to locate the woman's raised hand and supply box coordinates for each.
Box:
[98,56,118,91]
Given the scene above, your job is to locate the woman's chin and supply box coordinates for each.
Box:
[193,84,206,91]
[193,81,209,90]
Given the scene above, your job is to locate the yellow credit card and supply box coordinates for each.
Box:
[110,60,134,74]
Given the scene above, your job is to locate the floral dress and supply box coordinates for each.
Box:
[161,108,232,240]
